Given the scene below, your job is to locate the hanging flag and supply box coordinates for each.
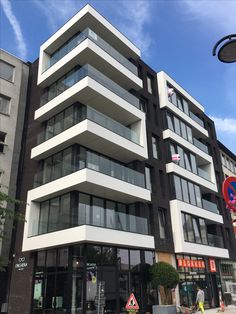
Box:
[172,154,180,163]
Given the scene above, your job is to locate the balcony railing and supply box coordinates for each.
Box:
[44,28,137,75]
[202,199,220,214]
[34,146,145,188]
[40,64,141,110]
[32,210,150,237]
[207,233,224,248]
[198,167,210,181]
[193,138,208,154]
[189,111,204,128]
[37,104,139,145]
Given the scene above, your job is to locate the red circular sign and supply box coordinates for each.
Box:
[222,176,236,212]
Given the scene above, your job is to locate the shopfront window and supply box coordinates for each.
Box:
[32,245,155,314]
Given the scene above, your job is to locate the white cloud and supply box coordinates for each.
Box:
[180,0,236,34]
[115,0,153,57]
[33,0,153,58]
[33,0,86,32]
[210,116,236,154]
[1,0,27,59]
[180,1,236,113]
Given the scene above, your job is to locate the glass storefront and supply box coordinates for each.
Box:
[32,244,156,314]
[176,255,220,309]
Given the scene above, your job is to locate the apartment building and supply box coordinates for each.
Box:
[217,141,236,303]
[157,72,236,308]
[0,50,29,312]
[6,4,236,314]
[7,5,156,314]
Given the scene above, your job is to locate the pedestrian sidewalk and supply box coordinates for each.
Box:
[204,305,236,314]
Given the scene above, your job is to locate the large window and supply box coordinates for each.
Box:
[33,245,155,314]
[173,175,203,208]
[170,142,198,175]
[182,213,209,245]
[166,112,193,144]
[37,192,150,236]
[34,144,145,188]
[0,95,10,115]
[0,60,14,81]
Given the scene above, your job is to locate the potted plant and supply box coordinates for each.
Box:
[149,261,179,314]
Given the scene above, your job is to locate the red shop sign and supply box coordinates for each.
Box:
[177,258,205,268]
[209,258,217,272]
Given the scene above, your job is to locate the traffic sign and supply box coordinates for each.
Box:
[125,293,139,311]
[222,176,236,211]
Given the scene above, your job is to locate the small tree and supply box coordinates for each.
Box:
[0,191,24,271]
[150,261,179,305]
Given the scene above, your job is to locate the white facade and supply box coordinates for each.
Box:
[157,70,229,259]
[23,5,152,252]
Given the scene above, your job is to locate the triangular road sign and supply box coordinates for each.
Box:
[125,293,139,310]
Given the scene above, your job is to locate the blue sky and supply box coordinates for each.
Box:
[1,0,236,153]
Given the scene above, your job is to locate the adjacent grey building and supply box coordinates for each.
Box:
[0,49,29,312]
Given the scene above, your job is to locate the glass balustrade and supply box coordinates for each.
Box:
[32,209,149,237]
[189,111,204,128]
[37,104,139,145]
[198,167,210,181]
[202,199,220,214]
[34,146,145,188]
[40,64,141,109]
[193,138,208,154]
[44,28,137,75]
[207,233,224,248]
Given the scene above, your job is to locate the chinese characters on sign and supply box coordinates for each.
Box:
[209,258,217,272]
[177,258,205,268]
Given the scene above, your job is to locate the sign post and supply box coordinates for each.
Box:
[95,281,105,314]
[125,293,139,313]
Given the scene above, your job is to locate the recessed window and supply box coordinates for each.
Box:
[147,74,154,94]
[0,95,10,115]
[152,135,159,159]
[145,166,152,191]
[158,207,167,239]
[0,60,14,82]
[0,131,7,153]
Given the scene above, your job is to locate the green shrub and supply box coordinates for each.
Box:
[150,261,179,305]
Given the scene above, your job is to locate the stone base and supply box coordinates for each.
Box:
[152,305,177,314]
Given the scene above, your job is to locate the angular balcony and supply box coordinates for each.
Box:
[38,29,142,90]
[34,146,146,189]
[44,28,138,76]
[37,104,139,145]
[32,197,150,238]
[32,104,147,163]
[202,199,220,214]
[40,63,141,107]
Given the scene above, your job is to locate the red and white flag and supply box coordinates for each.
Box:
[172,154,180,162]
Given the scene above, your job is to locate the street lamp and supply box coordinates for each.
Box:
[212,34,236,63]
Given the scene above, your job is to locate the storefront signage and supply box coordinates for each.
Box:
[15,256,28,271]
[177,259,205,268]
[222,176,236,212]
[209,258,217,272]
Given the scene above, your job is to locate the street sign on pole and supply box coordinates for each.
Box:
[95,281,105,314]
[125,293,139,311]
